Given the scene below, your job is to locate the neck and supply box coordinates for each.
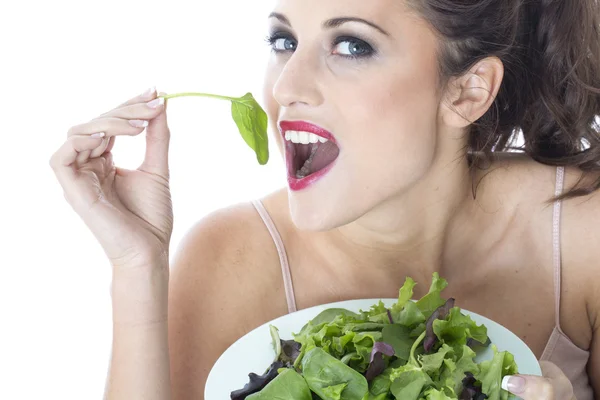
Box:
[331,154,477,283]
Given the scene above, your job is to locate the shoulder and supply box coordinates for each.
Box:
[167,191,290,398]
[480,154,599,332]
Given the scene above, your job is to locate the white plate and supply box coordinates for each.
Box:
[205,299,542,399]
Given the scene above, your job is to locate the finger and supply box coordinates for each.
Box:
[50,135,105,186]
[101,94,165,120]
[114,86,157,109]
[70,133,107,165]
[501,363,574,400]
[90,137,110,159]
[76,149,92,166]
[139,91,170,178]
[103,136,116,154]
[67,117,148,138]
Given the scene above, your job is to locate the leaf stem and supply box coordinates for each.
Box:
[158,92,236,102]
[410,331,427,367]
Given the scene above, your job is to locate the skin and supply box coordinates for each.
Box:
[49,0,598,399]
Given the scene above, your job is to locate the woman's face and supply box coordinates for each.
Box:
[263,0,452,231]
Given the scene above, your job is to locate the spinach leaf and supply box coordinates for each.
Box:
[158,91,269,165]
[301,348,369,400]
[230,92,269,165]
[389,368,432,400]
[382,324,413,362]
[246,368,312,400]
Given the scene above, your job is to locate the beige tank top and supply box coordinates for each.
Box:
[251,166,593,399]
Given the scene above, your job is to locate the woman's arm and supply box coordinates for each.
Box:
[104,264,172,400]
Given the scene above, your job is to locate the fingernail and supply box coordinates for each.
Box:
[502,376,526,394]
[142,86,156,98]
[91,132,106,138]
[146,97,164,109]
[129,119,149,128]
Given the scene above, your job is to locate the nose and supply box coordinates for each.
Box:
[272,48,324,108]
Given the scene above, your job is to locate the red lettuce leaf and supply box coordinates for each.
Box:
[365,342,395,381]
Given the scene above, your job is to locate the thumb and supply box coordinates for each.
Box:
[501,361,574,399]
[140,90,171,179]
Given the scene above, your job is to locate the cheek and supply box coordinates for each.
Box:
[262,63,284,155]
[365,77,438,145]
[344,70,441,184]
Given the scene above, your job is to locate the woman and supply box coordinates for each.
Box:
[50,0,599,398]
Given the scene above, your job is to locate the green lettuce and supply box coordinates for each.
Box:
[232,273,520,400]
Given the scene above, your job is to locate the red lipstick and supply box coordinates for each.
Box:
[278,120,340,191]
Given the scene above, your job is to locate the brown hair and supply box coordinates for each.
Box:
[408,0,600,199]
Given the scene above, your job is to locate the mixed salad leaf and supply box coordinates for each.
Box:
[231,273,518,400]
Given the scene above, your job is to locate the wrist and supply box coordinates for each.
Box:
[110,263,169,326]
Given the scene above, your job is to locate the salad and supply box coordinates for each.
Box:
[230,273,518,400]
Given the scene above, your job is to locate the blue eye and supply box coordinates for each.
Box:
[332,37,374,58]
[266,33,297,52]
[265,32,376,59]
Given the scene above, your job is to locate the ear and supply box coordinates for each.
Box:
[440,56,504,129]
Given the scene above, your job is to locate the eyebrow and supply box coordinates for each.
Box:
[268,12,390,37]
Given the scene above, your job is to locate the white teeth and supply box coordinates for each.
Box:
[299,131,309,144]
[285,130,329,144]
[291,131,299,143]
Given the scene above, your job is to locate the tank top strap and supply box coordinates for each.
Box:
[552,166,565,330]
[251,200,298,313]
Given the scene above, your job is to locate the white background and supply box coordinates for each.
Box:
[1,1,282,398]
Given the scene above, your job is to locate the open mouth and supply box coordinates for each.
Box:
[285,130,340,180]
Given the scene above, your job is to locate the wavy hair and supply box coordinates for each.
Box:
[408,0,600,199]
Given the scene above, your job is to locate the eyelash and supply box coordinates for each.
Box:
[264,31,376,60]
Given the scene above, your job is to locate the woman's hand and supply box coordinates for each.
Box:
[502,361,576,399]
[50,87,173,269]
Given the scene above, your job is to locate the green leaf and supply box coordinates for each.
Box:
[323,383,349,399]
[416,273,448,319]
[231,92,269,165]
[419,344,452,376]
[313,309,361,327]
[362,301,392,324]
[422,388,456,400]
[395,301,426,327]
[389,368,433,400]
[270,325,282,361]
[158,91,269,165]
[246,368,312,399]
[395,277,417,311]
[382,324,413,362]
[438,345,479,395]
[433,308,488,347]
[475,345,518,400]
[364,278,418,324]
[302,348,369,400]
[369,370,393,395]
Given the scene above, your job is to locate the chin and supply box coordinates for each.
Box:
[286,177,362,232]
[288,199,344,232]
